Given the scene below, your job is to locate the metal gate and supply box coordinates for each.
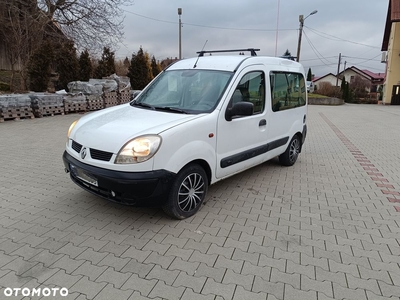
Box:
[391,85,400,105]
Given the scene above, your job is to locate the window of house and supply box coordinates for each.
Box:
[229,71,265,114]
[270,71,306,112]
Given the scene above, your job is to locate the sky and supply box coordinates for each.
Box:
[117,0,388,77]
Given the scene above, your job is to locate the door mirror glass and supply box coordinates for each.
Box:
[225,102,254,121]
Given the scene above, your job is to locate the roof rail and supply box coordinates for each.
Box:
[196,48,260,57]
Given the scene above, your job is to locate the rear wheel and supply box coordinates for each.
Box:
[279,135,301,166]
[162,164,208,219]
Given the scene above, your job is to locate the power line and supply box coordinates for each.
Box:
[303,30,336,68]
[122,9,296,32]
[304,26,380,49]
[342,54,382,64]
[301,56,338,62]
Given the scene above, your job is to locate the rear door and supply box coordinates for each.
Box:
[267,71,307,151]
[215,66,269,179]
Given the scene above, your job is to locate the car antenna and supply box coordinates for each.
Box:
[193,40,208,69]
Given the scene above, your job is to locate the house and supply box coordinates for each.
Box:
[312,67,384,97]
[339,66,385,93]
[312,73,342,91]
[381,0,400,104]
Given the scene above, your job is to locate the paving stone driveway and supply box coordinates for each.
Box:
[0,104,400,300]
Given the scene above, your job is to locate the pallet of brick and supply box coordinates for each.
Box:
[30,93,64,117]
[0,94,34,122]
[86,94,104,111]
[64,93,87,114]
[103,91,119,108]
[118,90,131,104]
[68,81,103,95]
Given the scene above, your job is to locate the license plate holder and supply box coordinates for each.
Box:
[70,164,98,187]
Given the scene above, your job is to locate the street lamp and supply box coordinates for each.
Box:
[178,8,182,59]
[296,10,317,62]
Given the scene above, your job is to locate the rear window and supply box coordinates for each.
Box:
[270,72,306,112]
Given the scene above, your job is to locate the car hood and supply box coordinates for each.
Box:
[71,104,202,153]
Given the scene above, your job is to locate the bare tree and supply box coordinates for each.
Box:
[36,0,134,52]
[0,0,133,90]
[0,0,46,90]
[350,76,371,100]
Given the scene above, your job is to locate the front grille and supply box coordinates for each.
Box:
[90,148,113,161]
[72,140,82,153]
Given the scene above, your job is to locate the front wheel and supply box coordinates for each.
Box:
[279,135,301,166]
[162,164,208,219]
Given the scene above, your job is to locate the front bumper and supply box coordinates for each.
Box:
[63,151,176,206]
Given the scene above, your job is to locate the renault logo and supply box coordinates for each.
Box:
[81,147,87,159]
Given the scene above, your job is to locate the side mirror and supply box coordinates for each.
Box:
[225,102,254,121]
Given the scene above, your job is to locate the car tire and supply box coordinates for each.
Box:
[162,164,208,219]
[279,135,301,166]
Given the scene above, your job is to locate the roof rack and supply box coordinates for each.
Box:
[196,48,260,57]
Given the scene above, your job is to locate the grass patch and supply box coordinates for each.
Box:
[308,93,329,99]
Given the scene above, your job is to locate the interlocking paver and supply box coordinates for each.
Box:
[70,276,107,299]
[95,267,131,289]
[50,254,85,274]
[93,283,133,300]
[173,271,207,293]
[193,263,225,283]
[202,278,235,300]
[2,105,400,299]
[72,261,107,281]
[148,280,185,300]
[45,269,82,289]
[20,262,59,283]
[252,276,284,299]
[97,253,130,271]
[120,260,154,278]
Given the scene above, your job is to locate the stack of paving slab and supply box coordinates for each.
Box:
[90,78,118,108]
[101,75,132,106]
[29,93,64,118]
[0,94,34,122]
[63,93,87,114]
[67,81,104,111]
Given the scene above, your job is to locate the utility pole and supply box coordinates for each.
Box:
[275,0,280,56]
[336,53,342,86]
[296,15,304,62]
[178,8,182,59]
[296,10,317,62]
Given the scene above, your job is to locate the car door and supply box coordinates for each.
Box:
[215,67,268,179]
[267,71,307,150]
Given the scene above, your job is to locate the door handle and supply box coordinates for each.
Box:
[259,119,267,126]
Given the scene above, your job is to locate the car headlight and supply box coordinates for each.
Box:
[67,120,79,141]
[115,135,162,164]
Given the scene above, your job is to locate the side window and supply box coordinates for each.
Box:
[270,71,306,112]
[230,71,265,114]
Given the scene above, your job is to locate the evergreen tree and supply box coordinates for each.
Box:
[307,68,312,81]
[341,80,352,103]
[151,56,161,78]
[54,41,79,90]
[79,50,93,81]
[28,41,54,91]
[123,57,130,69]
[283,49,291,57]
[94,47,116,78]
[282,49,294,60]
[127,47,153,90]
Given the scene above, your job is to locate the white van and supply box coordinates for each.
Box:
[63,49,308,219]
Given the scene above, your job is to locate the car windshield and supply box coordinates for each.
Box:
[131,69,233,114]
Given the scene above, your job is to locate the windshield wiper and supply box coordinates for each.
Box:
[155,106,188,114]
[130,101,155,110]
